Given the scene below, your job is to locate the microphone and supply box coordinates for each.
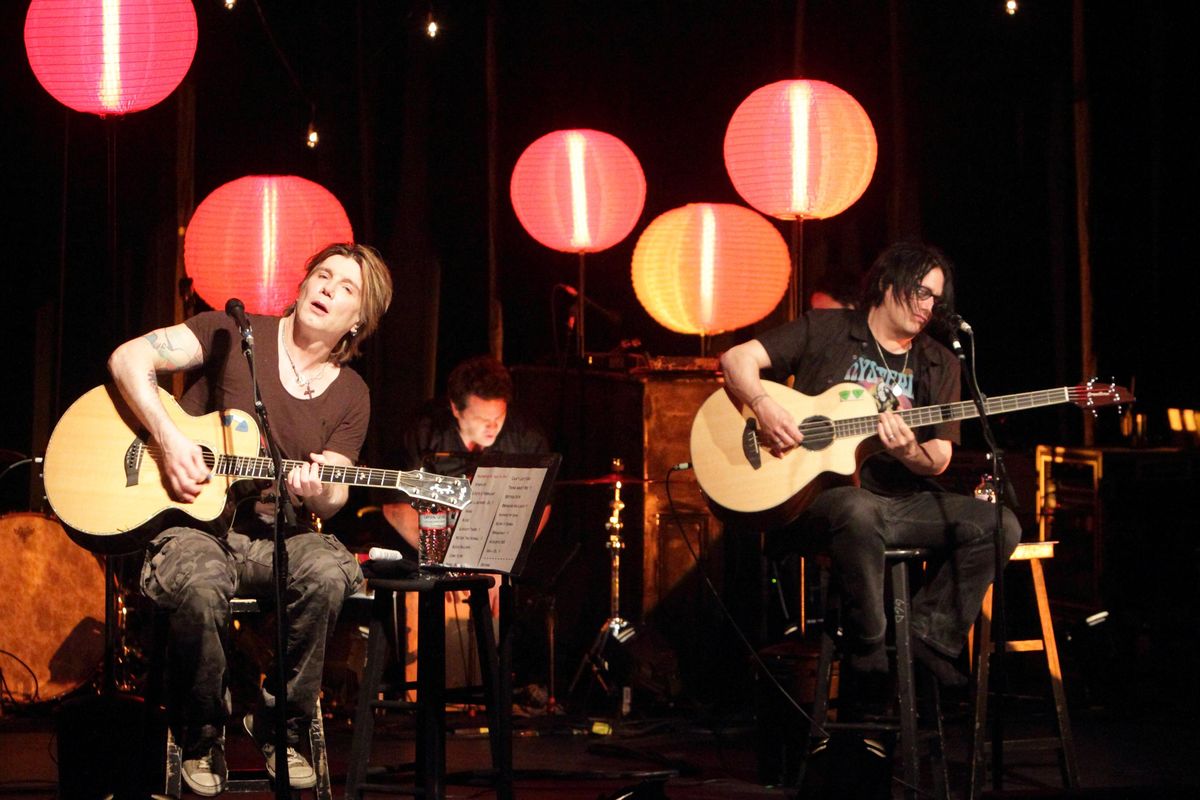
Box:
[946,313,972,355]
[225,298,253,346]
[558,284,621,325]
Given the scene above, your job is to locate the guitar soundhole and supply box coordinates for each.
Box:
[800,416,835,451]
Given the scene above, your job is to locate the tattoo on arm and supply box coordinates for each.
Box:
[145,369,158,389]
[144,330,198,369]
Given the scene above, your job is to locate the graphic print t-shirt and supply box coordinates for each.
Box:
[757,308,960,496]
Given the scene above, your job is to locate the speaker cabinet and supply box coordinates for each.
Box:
[511,365,724,616]
[1035,445,1200,621]
[512,366,737,700]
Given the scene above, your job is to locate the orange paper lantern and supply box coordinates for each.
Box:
[632,204,790,335]
[724,79,877,220]
[24,0,197,117]
[184,176,354,315]
[510,129,646,253]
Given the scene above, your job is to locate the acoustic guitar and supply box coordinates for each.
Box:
[42,384,472,553]
[689,379,1131,528]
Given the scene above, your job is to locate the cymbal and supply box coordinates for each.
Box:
[556,472,656,487]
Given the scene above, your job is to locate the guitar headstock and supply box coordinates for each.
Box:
[398,470,472,510]
[1069,378,1134,412]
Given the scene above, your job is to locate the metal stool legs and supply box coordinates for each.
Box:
[158,598,332,799]
[345,575,512,800]
[807,550,949,800]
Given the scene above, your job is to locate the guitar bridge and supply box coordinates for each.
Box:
[124,439,144,487]
[742,418,762,470]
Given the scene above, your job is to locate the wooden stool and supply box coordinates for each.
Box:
[159,597,333,799]
[969,540,1079,798]
[344,573,513,800]
[808,548,949,800]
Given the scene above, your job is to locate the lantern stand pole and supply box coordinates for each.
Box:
[699,333,708,358]
[101,116,121,698]
[576,251,587,361]
[787,218,805,321]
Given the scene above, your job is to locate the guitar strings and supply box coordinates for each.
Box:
[748,385,1113,449]
[134,443,467,499]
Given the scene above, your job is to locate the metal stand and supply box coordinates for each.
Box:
[568,463,635,708]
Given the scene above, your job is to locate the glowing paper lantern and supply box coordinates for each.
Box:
[24,0,198,117]
[184,176,354,315]
[724,79,877,220]
[510,129,646,253]
[632,204,790,335]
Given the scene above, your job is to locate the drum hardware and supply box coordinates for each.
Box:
[568,458,637,711]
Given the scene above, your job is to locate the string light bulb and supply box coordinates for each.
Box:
[1005,0,1018,15]
[224,0,237,10]
[425,12,439,38]
[306,122,319,149]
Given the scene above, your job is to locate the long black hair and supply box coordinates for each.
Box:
[860,241,955,314]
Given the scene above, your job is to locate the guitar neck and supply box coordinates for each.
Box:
[214,456,419,491]
[834,387,1072,439]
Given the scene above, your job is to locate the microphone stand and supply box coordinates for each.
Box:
[954,326,1012,792]
[234,322,295,799]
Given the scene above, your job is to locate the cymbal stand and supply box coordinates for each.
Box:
[568,471,636,708]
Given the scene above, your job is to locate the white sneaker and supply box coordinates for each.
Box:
[243,713,316,789]
[181,744,227,797]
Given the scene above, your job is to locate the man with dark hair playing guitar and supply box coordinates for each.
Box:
[104,243,393,796]
[717,242,1022,718]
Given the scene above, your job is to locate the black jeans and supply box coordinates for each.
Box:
[141,527,363,753]
[778,486,1021,658]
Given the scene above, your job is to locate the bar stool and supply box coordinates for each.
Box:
[157,597,333,799]
[344,572,513,800]
[806,548,949,800]
[969,540,1079,798]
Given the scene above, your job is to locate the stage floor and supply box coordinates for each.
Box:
[1,693,1196,799]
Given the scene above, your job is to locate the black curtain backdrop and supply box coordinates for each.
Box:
[2,0,1196,516]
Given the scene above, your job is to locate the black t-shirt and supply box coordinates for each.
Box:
[757,308,960,495]
[397,399,551,479]
[182,311,370,533]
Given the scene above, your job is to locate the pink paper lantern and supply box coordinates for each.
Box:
[184,176,354,315]
[724,79,877,220]
[24,0,197,117]
[510,129,646,253]
[632,203,791,335]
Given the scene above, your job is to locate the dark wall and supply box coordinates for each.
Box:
[3,1,1197,515]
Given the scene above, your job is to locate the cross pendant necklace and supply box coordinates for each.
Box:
[281,319,328,398]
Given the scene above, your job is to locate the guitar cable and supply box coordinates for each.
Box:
[664,468,938,798]
[662,464,829,740]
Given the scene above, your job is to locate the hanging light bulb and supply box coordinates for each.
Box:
[1005,0,1018,15]
[425,11,439,38]
[306,122,319,149]
[224,0,237,10]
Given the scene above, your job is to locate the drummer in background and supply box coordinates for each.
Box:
[381,355,551,551]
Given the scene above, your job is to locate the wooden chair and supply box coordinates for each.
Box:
[969,540,1079,798]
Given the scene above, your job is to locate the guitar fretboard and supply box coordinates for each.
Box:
[130,444,469,508]
[830,387,1072,439]
[213,455,418,489]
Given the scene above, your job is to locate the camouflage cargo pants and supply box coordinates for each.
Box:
[141,526,363,754]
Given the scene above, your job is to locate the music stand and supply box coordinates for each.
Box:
[422,452,560,578]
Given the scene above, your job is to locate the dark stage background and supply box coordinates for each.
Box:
[1,3,1196,687]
